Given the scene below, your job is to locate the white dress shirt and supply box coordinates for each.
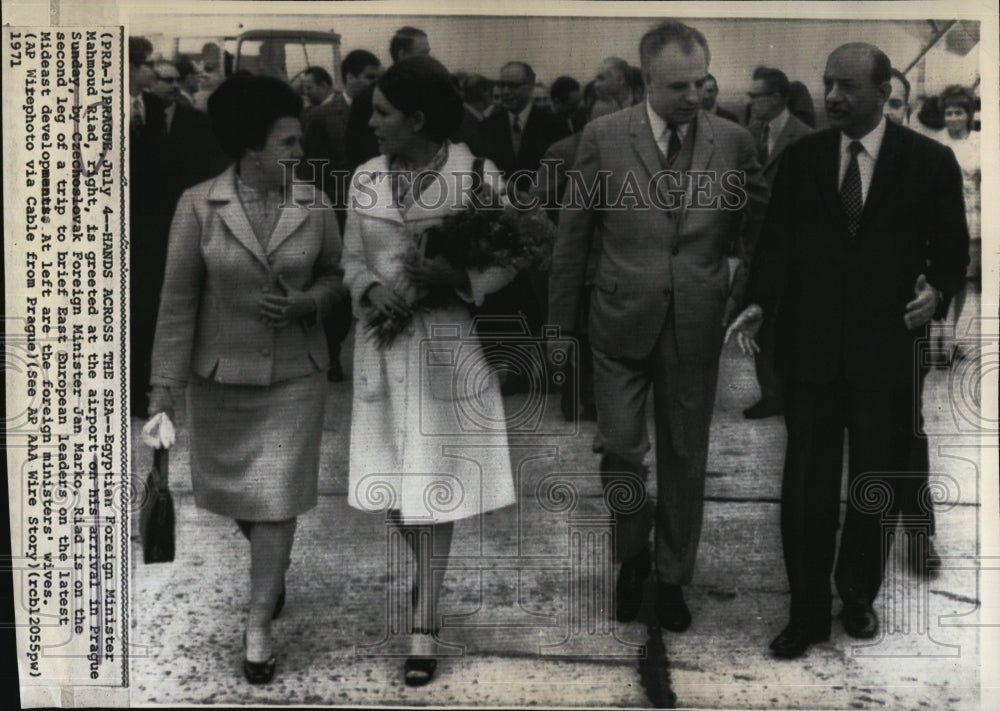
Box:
[763,108,791,156]
[838,116,887,204]
[509,102,533,131]
[646,99,690,157]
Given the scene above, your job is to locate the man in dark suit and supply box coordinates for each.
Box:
[479,61,570,191]
[129,38,166,417]
[175,55,200,108]
[742,66,814,419]
[726,43,968,659]
[701,74,740,123]
[130,58,228,417]
[453,73,491,155]
[300,66,350,213]
[549,20,767,632]
[344,27,429,171]
[550,75,587,135]
[299,63,358,383]
[478,60,571,393]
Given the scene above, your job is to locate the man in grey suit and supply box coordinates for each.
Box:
[743,66,814,419]
[548,20,767,631]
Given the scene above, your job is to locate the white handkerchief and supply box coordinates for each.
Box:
[141,412,176,450]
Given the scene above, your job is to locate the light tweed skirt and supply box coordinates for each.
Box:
[187,370,326,521]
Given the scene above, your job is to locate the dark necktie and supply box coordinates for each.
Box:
[511,114,522,155]
[759,123,770,164]
[666,122,682,164]
[840,140,864,238]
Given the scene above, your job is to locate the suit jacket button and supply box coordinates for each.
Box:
[671,246,680,256]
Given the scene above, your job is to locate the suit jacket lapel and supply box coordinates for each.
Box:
[764,119,794,173]
[689,111,716,171]
[816,130,844,226]
[629,106,667,199]
[520,107,547,162]
[859,120,905,227]
[207,168,270,269]
[267,188,313,254]
[676,112,716,228]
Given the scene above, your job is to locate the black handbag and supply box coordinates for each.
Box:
[140,448,175,563]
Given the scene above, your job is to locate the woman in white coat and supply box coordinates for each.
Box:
[341,56,516,686]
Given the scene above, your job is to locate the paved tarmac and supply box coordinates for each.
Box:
[129,321,989,709]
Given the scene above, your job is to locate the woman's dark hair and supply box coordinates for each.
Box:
[376,55,462,143]
[207,74,303,160]
[916,95,945,131]
[940,85,976,131]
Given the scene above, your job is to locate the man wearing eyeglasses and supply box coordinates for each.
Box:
[481,61,569,185]
[131,56,228,420]
[742,66,813,420]
[151,61,184,130]
[479,60,570,394]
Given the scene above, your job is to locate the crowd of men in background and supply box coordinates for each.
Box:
[129,22,983,409]
[128,25,980,415]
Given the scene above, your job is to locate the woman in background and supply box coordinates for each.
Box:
[148,74,344,684]
[935,85,980,358]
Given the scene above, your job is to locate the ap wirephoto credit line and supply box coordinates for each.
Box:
[3,1,998,708]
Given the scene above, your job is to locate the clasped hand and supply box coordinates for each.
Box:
[259,274,315,329]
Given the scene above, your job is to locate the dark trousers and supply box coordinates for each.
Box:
[781,374,918,625]
[592,313,719,585]
[906,365,936,536]
[753,309,782,404]
[561,286,596,419]
[474,271,545,386]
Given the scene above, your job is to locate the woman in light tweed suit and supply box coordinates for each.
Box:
[147,75,344,684]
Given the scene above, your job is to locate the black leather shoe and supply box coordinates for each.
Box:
[841,603,879,639]
[656,583,692,632]
[243,656,277,684]
[743,399,783,419]
[908,539,942,578]
[242,631,277,684]
[615,548,651,622]
[500,373,531,396]
[769,621,830,659]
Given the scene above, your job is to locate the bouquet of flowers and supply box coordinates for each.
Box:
[364,202,555,349]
